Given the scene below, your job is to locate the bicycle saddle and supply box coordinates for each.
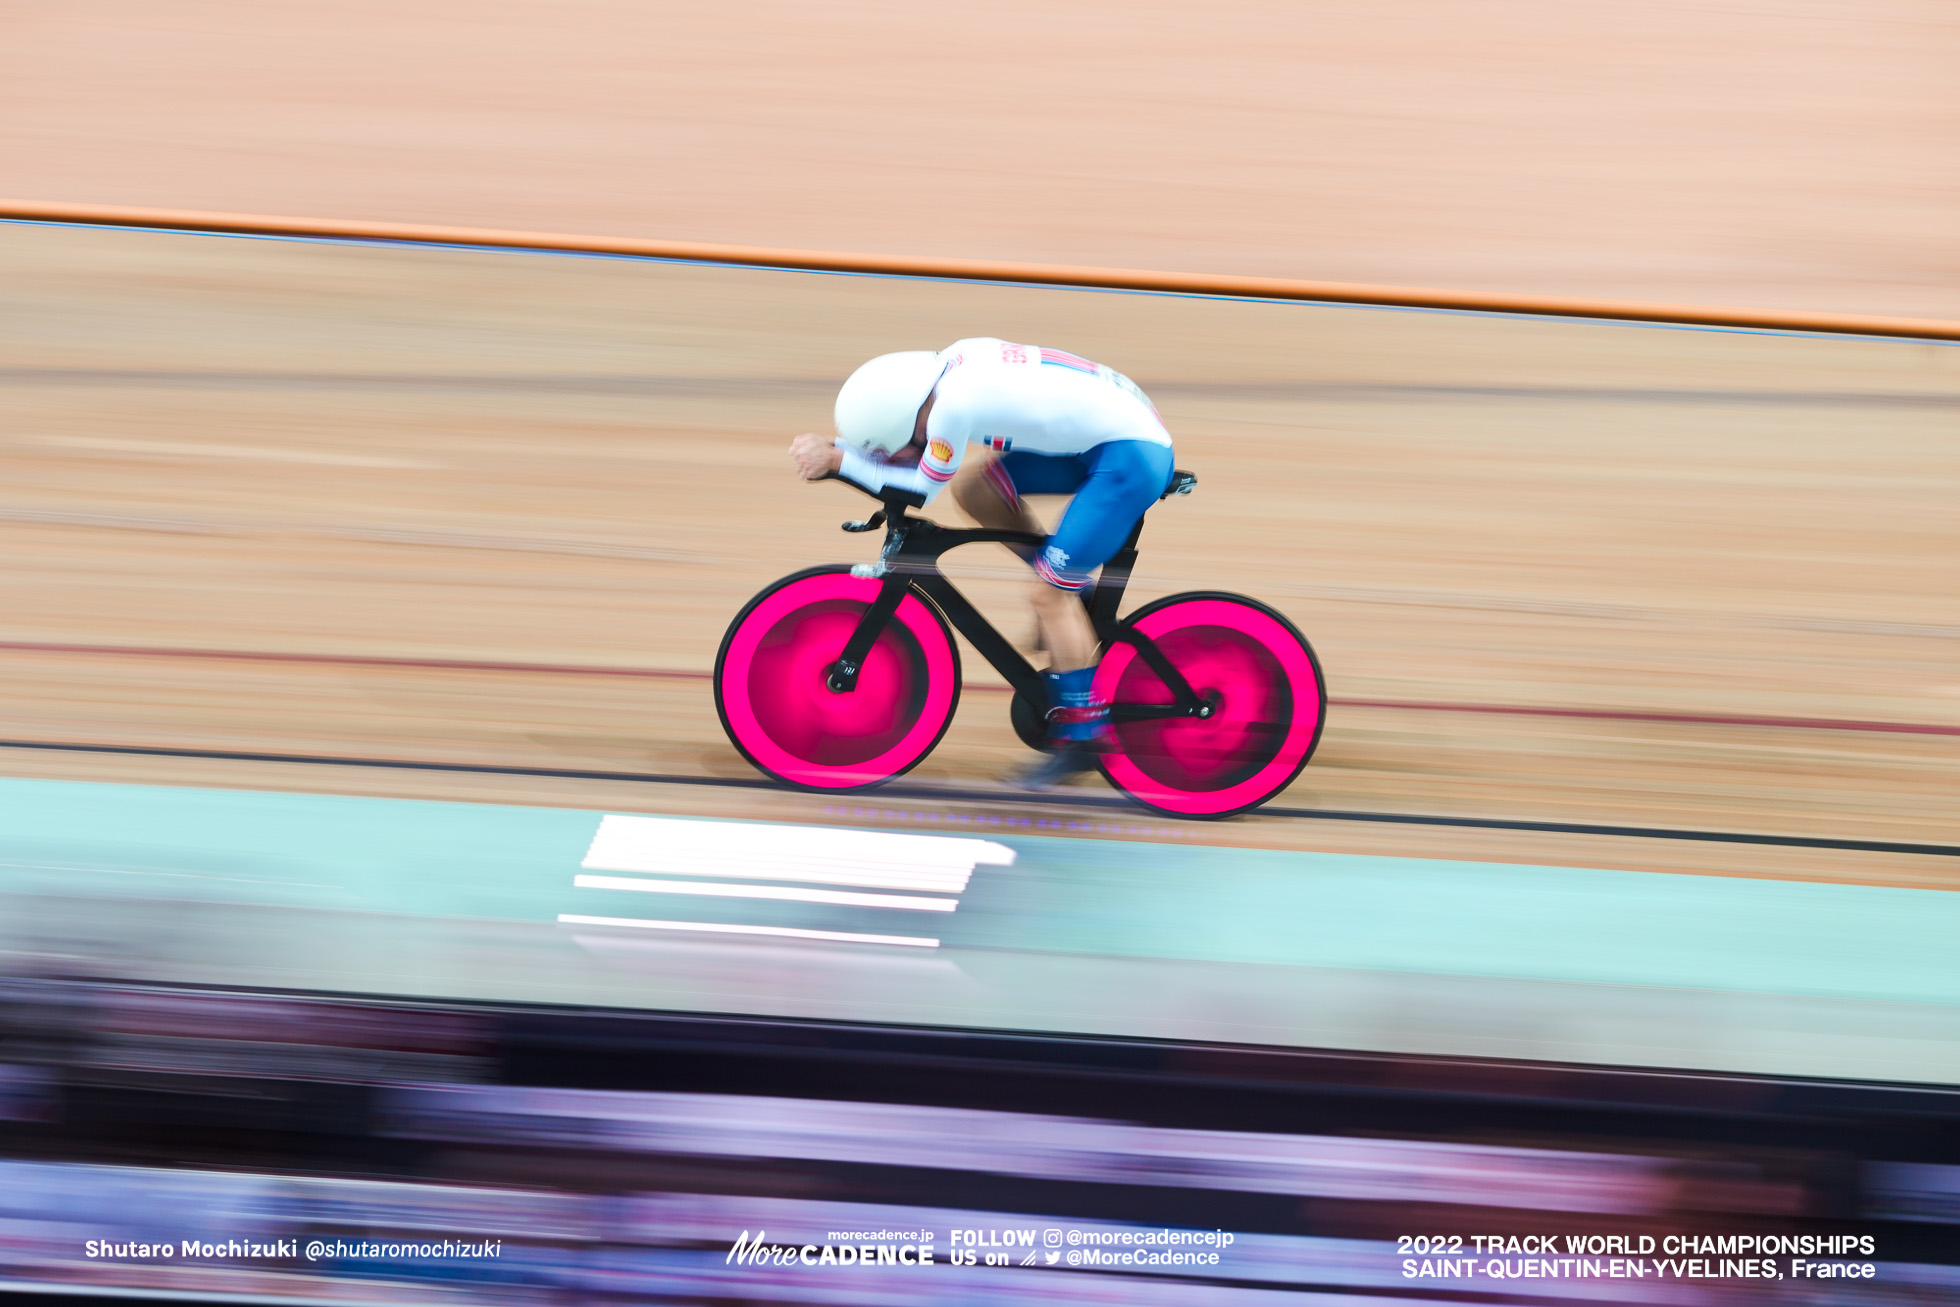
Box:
[1161,469,1198,500]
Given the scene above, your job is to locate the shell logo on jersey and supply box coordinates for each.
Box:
[927,439,954,463]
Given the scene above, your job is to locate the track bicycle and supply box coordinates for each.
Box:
[713,470,1326,817]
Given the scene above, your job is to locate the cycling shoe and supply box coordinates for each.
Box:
[1011,740,1105,792]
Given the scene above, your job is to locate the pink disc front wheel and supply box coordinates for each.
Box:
[1094,592,1326,817]
[715,567,961,790]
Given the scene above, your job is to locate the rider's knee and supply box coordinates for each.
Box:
[1028,576,1077,612]
[950,473,990,520]
[955,453,1026,527]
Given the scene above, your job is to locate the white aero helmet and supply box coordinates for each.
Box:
[834,351,943,456]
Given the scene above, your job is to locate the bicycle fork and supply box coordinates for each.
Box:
[823,574,908,693]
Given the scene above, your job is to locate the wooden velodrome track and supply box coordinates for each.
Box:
[2,221,1956,891]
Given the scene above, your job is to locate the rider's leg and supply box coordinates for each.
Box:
[1029,579,1096,671]
[950,450,1044,544]
[1014,440,1176,788]
[955,448,1072,652]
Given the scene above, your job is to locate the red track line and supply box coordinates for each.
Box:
[1335,698,1960,738]
[0,639,715,682]
[5,638,1957,737]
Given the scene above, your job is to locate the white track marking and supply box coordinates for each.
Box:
[573,874,957,912]
[556,914,939,948]
[581,815,1011,894]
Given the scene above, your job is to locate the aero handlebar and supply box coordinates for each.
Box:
[818,471,927,512]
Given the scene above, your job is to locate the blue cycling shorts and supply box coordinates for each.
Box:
[987,440,1176,590]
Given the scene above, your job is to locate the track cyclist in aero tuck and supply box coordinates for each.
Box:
[790,338,1176,790]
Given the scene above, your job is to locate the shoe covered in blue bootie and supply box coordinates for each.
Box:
[1010,667,1109,790]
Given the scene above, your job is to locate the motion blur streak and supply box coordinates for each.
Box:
[379,1084,1701,1213]
[0,984,1953,1304]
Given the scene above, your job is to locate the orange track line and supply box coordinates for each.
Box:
[5,199,1959,341]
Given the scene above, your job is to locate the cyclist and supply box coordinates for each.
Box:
[789,338,1175,789]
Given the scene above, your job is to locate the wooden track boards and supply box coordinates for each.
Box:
[5,0,1957,318]
[2,223,1956,888]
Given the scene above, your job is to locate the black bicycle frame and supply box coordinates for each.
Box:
[821,479,1208,723]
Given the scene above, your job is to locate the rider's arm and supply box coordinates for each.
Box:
[836,439,961,504]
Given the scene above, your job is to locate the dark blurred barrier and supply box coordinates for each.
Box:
[0,980,1954,1304]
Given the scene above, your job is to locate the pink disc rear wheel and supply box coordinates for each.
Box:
[1094,592,1325,817]
[715,567,960,789]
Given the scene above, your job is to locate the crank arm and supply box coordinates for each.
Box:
[1110,697,1218,722]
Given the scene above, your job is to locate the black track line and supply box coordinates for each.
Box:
[5,736,1956,858]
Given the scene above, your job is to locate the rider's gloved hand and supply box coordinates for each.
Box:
[790,433,844,481]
